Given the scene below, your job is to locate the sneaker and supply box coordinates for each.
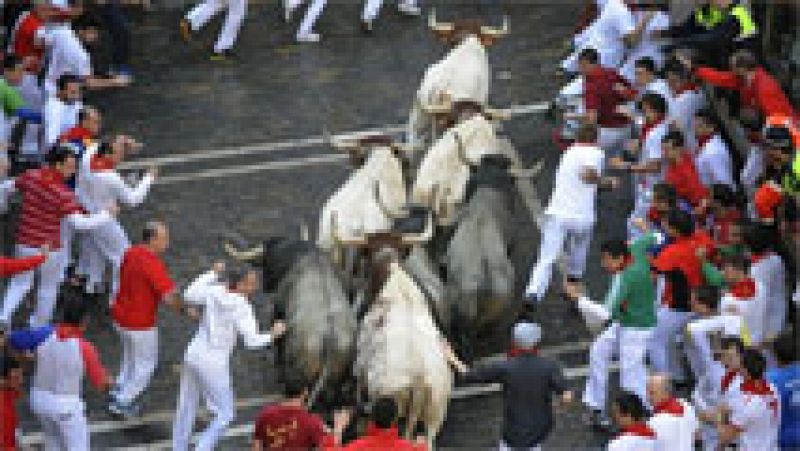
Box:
[209,50,234,62]
[108,399,141,419]
[586,409,613,432]
[296,32,321,43]
[179,18,193,43]
[360,19,373,34]
[397,3,421,16]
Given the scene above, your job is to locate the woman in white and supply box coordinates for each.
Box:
[172,262,286,451]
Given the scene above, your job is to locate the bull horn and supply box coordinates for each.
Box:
[480,15,509,38]
[223,242,264,262]
[324,127,361,153]
[428,8,454,33]
[484,107,511,121]
[400,212,434,245]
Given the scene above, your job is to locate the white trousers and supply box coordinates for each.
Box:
[186,0,248,52]
[499,442,541,451]
[30,389,89,451]
[1,245,67,326]
[114,326,158,404]
[361,0,416,21]
[172,355,234,451]
[598,126,630,159]
[286,0,327,35]
[76,220,129,296]
[648,307,695,380]
[525,215,594,299]
[583,323,652,412]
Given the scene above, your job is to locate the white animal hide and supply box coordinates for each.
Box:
[416,36,490,110]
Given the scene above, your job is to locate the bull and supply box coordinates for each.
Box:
[335,219,451,447]
[224,236,356,406]
[442,154,524,360]
[407,11,508,149]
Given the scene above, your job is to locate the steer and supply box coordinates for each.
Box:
[224,237,356,406]
[336,221,451,447]
[407,11,508,149]
[411,101,512,226]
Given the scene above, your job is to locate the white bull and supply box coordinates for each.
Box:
[407,35,490,148]
[411,113,507,224]
[317,145,407,250]
[356,259,452,447]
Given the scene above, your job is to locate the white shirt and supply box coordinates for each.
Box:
[77,144,154,213]
[607,431,657,451]
[545,142,605,223]
[43,96,81,148]
[696,134,734,188]
[183,271,273,361]
[750,254,787,341]
[16,74,44,156]
[44,26,91,97]
[728,381,780,451]
[620,11,670,82]
[637,120,669,194]
[741,144,764,198]
[668,88,705,151]
[580,0,636,69]
[648,399,699,451]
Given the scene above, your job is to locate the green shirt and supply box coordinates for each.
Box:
[604,235,657,328]
[0,78,24,116]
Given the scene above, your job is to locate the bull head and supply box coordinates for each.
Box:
[428,9,509,45]
[331,212,435,248]
[224,242,264,262]
[373,181,408,220]
[326,131,414,162]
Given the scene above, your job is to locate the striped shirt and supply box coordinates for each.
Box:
[14,167,83,248]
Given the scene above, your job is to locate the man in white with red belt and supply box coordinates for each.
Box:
[0,146,115,328]
[172,262,286,451]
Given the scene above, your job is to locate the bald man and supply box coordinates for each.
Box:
[646,373,699,451]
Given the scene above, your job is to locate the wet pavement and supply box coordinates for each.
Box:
[4,1,640,448]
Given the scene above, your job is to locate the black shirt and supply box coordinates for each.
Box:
[461,353,567,448]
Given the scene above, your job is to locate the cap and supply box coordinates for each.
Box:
[513,322,542,349]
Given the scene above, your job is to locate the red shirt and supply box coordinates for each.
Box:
[0,388,19,451]
[0,255,45,277]
[324,424,425,451]
[10,11,44,70]
[695,67,797,121]
[584,66,631,128]
[14,168,83,249]
[665,152,710,207]
[652,236,704,307]
[254,404,327,450]
[111,246,175,330]
[58,126,95,147]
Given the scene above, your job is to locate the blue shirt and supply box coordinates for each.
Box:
[768,363,800,447]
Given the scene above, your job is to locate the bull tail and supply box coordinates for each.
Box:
[223,242,263,262]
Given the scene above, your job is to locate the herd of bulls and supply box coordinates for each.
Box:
[225,13,538,446]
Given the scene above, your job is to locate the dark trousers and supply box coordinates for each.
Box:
[94,1,131,68]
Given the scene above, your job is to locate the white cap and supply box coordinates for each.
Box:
[513,322,542,349]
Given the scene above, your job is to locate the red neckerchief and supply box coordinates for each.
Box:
[647,207,662,224]
[507,346,539,358]
[728,278,757,299]
[59,126,94,144]
[696,133,714,150]
[673,83,698,97]
[55,323,84,340]
[640,118,665,146]
[722,369,739,391]
[365,423,401,439]
[740,378,773,396]
[619,423,657,439]
[750,252,770,265]
[714,209,741,244]
[90,155,116,172]
[653,397,685,416]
